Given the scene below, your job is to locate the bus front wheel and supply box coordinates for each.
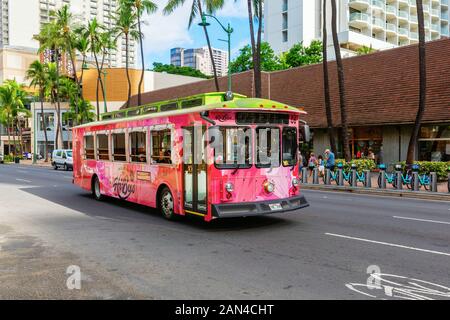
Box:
[92,176,103,201]
[159,187,175,220]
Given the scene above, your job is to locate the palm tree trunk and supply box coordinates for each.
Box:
[79,55,86,100]
[331,0,351,161]
[322,0,337,154]
[6,115,11,155]
[406,0,426,164]
[92,49,104,119]
[247,0,260,97]
[12,119,16,157]
[68,47,80,126]
[197,0,220,92]
[138,11,145,106]
[40,91,49,162]
[125,33,132,108]
[255,2,263,98]
[55,50,64,149]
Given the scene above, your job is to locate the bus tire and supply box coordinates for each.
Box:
[92,176,103,201]
[159,187,176,220]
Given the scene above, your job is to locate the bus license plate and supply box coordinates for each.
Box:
[269,203,282,211]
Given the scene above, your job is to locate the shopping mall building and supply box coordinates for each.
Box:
[126,38,450,164]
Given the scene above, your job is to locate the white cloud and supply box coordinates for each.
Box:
[231,38,250,58]
[215,0,249,19]
[141,0,193,56]
[140,0,250,65]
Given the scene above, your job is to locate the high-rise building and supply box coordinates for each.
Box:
[0,0,138,84]
[265,0,450,58]
[170,46,229,77]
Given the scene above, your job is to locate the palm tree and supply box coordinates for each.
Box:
[112,3,141,108]
[45,62,64,149]
[26,60,50,162]
[163,0,221,92]
[74,32,90,99]
[246,0,263,98]
[34,21,65,149]
[52,5,81,125]
[321,0,337,155]
[64,99,96,125]
[406,0,426,164]
[331,0,350,161]
[0,81,30,157]
[126,0,158,106]
[81,18,108,118]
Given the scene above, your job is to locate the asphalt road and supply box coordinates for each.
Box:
[0,164,449,300]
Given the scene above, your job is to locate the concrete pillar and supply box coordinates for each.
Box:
[430,172,438,192]
[301,167,308,184]
[325,169,331,185]
[395,171,403,190]
[412,172,419,191]
[312,168,319,184]
[337,168,343,186]
[364,170,371,188]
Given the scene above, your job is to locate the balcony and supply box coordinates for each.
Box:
[431,23,440,32]
[386,23,397,34]
[410,31,418,40]
[431,8,439,17]
[409,0,416,6]
[371,0,384,10]
[441,26,449,35]
[348,0,370,10]
[423,4,429,12]
[442,0,449,6]
[410,15,418,23]
[398,10,409,20]
[349,12,370,27]
[398,27,409,37]
[386,5,397,16]
[441,12,449,20]
[372,17,386,30]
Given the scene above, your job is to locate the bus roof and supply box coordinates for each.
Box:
[74,92,306,129]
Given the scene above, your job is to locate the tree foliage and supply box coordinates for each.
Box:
[230,41,324,73]
[152,62,210,79]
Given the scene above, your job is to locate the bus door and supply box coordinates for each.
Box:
[183,126,207,216]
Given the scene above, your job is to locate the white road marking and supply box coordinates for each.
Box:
[16,178,31,183]
[393,216,450,225]
[325,233,450,257]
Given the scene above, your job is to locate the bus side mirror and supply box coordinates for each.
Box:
[301,124,311,143]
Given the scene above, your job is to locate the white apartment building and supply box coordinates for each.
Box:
[265,0,450,58]
[170,46,229,77]
[0,0,137,84]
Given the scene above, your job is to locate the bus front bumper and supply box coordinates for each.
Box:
[211,194,309,218]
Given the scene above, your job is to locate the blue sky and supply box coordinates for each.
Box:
[141,0,252,68]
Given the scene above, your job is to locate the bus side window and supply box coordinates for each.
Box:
[151,129,172,164]
[130,131,147,163]
[84,135,95,159]
[112,133,126,162]
[96,134,109,161]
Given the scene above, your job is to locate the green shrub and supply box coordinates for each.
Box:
[335,159,376,173]
[399,161,450,181]
[3,155,14,163]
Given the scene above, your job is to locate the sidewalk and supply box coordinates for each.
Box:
[301,172,449,201]
[11,159,53,168]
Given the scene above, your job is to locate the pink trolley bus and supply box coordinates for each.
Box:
[72,92,309,222]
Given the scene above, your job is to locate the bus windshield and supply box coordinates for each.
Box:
[214,127,252,169]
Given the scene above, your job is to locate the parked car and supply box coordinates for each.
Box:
[51,149,73,171]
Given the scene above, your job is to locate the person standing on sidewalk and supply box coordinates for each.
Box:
[325,149,335,172]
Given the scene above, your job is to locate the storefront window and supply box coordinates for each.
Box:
[419,125,450,161]
[348,127,382,162]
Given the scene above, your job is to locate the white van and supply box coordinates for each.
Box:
[52,149,73,171]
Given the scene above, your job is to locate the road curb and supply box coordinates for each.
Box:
[301,184,450,202]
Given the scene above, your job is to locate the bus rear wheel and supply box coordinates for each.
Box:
[159,187,175,220]
[92,176,103,201]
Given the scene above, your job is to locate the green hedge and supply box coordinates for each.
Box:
[399,161,450,181]
[3,155,14,163]
[335,159,376,172]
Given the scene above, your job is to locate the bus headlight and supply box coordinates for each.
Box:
[225,182,234,193]
[263,181,275,193]
[292,177,300,187]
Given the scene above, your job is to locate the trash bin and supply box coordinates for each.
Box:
[14,157,20,164]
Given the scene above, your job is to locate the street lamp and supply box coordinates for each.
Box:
[198,14,234,101]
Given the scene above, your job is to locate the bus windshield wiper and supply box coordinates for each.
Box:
[231,163,241,175]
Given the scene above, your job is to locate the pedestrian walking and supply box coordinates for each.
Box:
[324,149,335,171]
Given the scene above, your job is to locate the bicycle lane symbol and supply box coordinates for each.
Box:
[346,273,450,300]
